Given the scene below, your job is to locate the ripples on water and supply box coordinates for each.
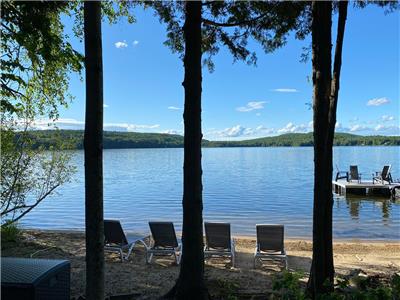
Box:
[21,147,400,240]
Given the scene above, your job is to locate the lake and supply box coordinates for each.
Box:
[21,146,400,240]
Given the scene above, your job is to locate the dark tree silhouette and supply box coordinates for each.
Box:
[306,1,398,296]
[308,1,334,295]
[150,2,308,298]
[83,1,104,299]
[165,2,208,299]
[307,1,348,296]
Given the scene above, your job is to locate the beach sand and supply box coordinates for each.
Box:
[1,230,399,299]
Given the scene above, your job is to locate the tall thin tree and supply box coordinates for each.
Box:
[83,1,104,299]
[307,1,348,296]
[165,1,208,299]
[151,2,309,298]
[308,0,333,296]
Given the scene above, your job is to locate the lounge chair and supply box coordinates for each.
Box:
[349,165,362,183]
[335,164,349,181]
[254,224,287,269]
[373,165,393,184]
[104,219,146,262]
[204,222,236,267]
[146,222,181,264]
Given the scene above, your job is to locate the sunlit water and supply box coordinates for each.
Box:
[21,147,400,240]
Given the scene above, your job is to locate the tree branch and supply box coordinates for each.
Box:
[202,12,268,28]
[4,183,61,224]
[1,83,26,98]
[328,0,348,141]
[201,1,218,7]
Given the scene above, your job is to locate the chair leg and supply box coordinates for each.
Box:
[177,252,181,265]
[231,250,235,268]
[119,249,124,262]
[126,244,135,261]
[145,251,152,264]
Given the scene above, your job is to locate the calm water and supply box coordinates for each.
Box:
[21,147,400,240]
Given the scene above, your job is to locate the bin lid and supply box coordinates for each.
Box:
[1,257,70,285]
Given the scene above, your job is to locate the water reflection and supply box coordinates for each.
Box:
[339,195,395,224]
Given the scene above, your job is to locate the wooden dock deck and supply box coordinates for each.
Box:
[332,180,399,197]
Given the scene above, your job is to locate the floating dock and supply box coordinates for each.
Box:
[332,180,399,198]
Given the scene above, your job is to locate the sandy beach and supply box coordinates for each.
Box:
[1,230,399,299]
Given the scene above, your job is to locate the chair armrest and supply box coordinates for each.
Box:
[231,239,236,252]
[136,238,150,251]
[177,241,182,251]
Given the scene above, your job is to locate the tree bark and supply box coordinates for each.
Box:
[164,1,208,299]
[83,2,104,300]
[307,1,334,297]
[328,1,348,143]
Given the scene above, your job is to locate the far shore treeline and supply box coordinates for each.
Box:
[19,130,400,149]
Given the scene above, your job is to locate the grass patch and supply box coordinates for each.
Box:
[270,270,400,300]
[208,278,240,300]
[1,222,22,248]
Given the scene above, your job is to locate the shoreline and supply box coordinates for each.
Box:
[20,228,400,243]
[3,229,399,299]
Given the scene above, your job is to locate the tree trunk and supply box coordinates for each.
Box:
[164,1,208,299]
[328,0,348,143]
[307,1,334,297]
[83,2,104,300]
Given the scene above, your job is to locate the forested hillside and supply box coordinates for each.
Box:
[21,130,400,149]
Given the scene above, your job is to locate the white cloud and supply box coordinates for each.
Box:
[349,124,368,132]
[334,122,400,135]
[374,124,400,134]
[366,97,390,106]
[272,88,299,93]
[27,118,160,132]
[161,129,181,135]
[132,40,139,46]
[104,123,159,132]
[205,124,274,140]
[115,41,128,48]
[221,125,249,137]
[103,104,109,108]
[381,115,395,122]
[168,106,182,110]
[236,101,266,112]
[28,118,84,130]
[277,122,312,134]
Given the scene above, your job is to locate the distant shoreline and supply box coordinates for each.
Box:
[20,130,400,150]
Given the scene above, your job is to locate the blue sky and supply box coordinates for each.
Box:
[43,4,399,140]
